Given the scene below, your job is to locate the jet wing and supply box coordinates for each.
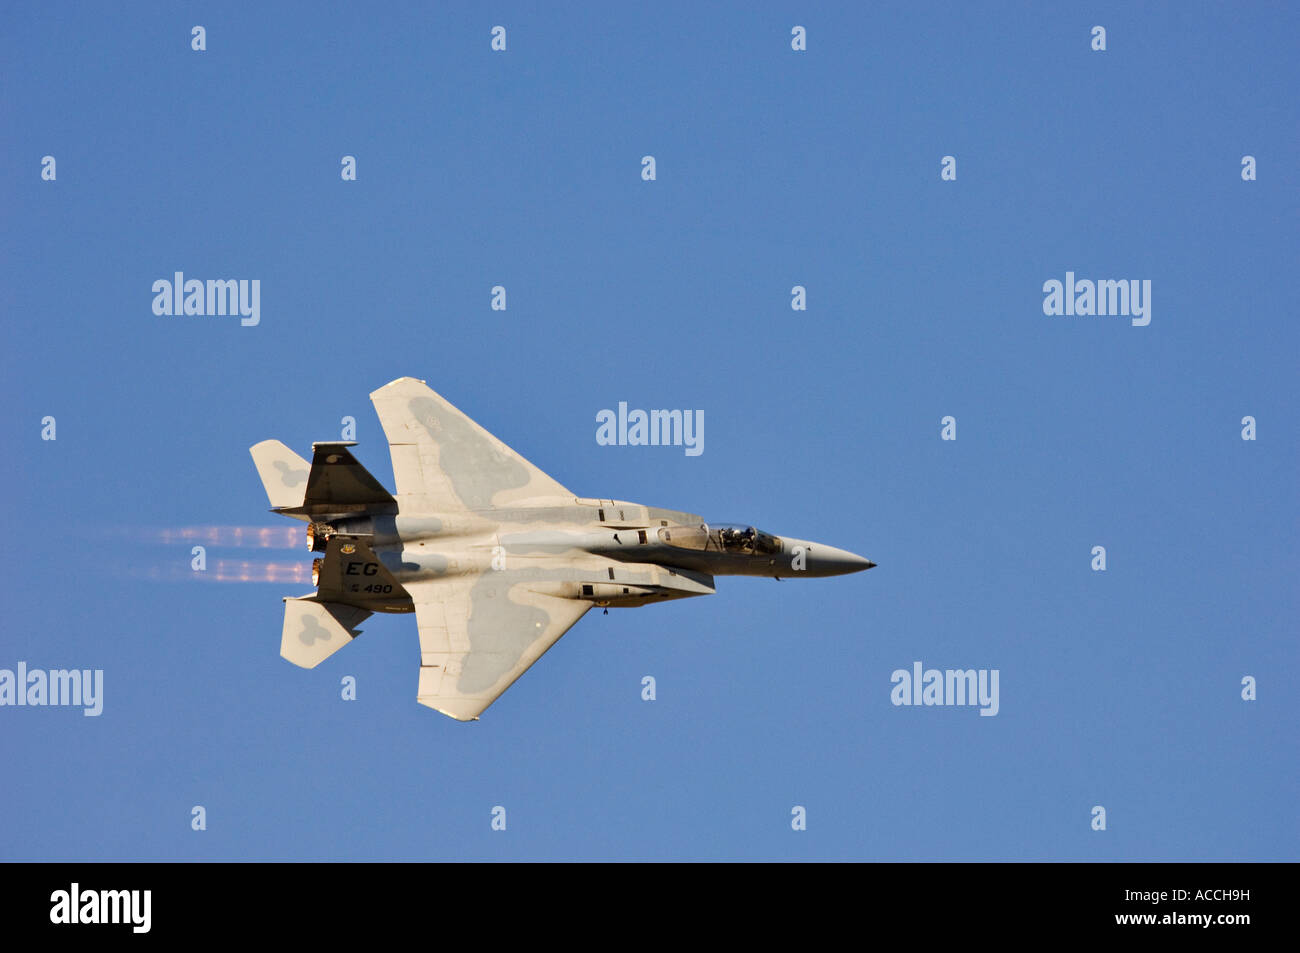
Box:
[369,377,573,511]
[406,575,590,721]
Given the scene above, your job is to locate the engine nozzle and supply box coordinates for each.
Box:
[307,522,333,552]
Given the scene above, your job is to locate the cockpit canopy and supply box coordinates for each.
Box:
[657,523,781,556]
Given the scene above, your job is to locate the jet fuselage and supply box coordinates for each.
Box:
[318,501,873,613]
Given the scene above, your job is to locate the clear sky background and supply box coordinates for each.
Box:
[2,2,1295,860]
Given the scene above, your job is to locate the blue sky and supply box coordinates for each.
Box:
[2,2,1295,860]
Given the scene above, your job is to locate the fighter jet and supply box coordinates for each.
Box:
[250,377,874,721]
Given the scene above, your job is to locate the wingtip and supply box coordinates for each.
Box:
[370,376,430,399]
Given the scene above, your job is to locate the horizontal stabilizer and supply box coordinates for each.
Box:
[250,440,310,511]
[281,597,372,669]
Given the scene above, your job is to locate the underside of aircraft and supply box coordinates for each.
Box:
[251,377,872,720]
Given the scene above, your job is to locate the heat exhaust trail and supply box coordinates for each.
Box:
[128,560,310,584]
[144,525,301,549]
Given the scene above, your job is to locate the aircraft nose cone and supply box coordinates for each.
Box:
[821,546,876,575]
